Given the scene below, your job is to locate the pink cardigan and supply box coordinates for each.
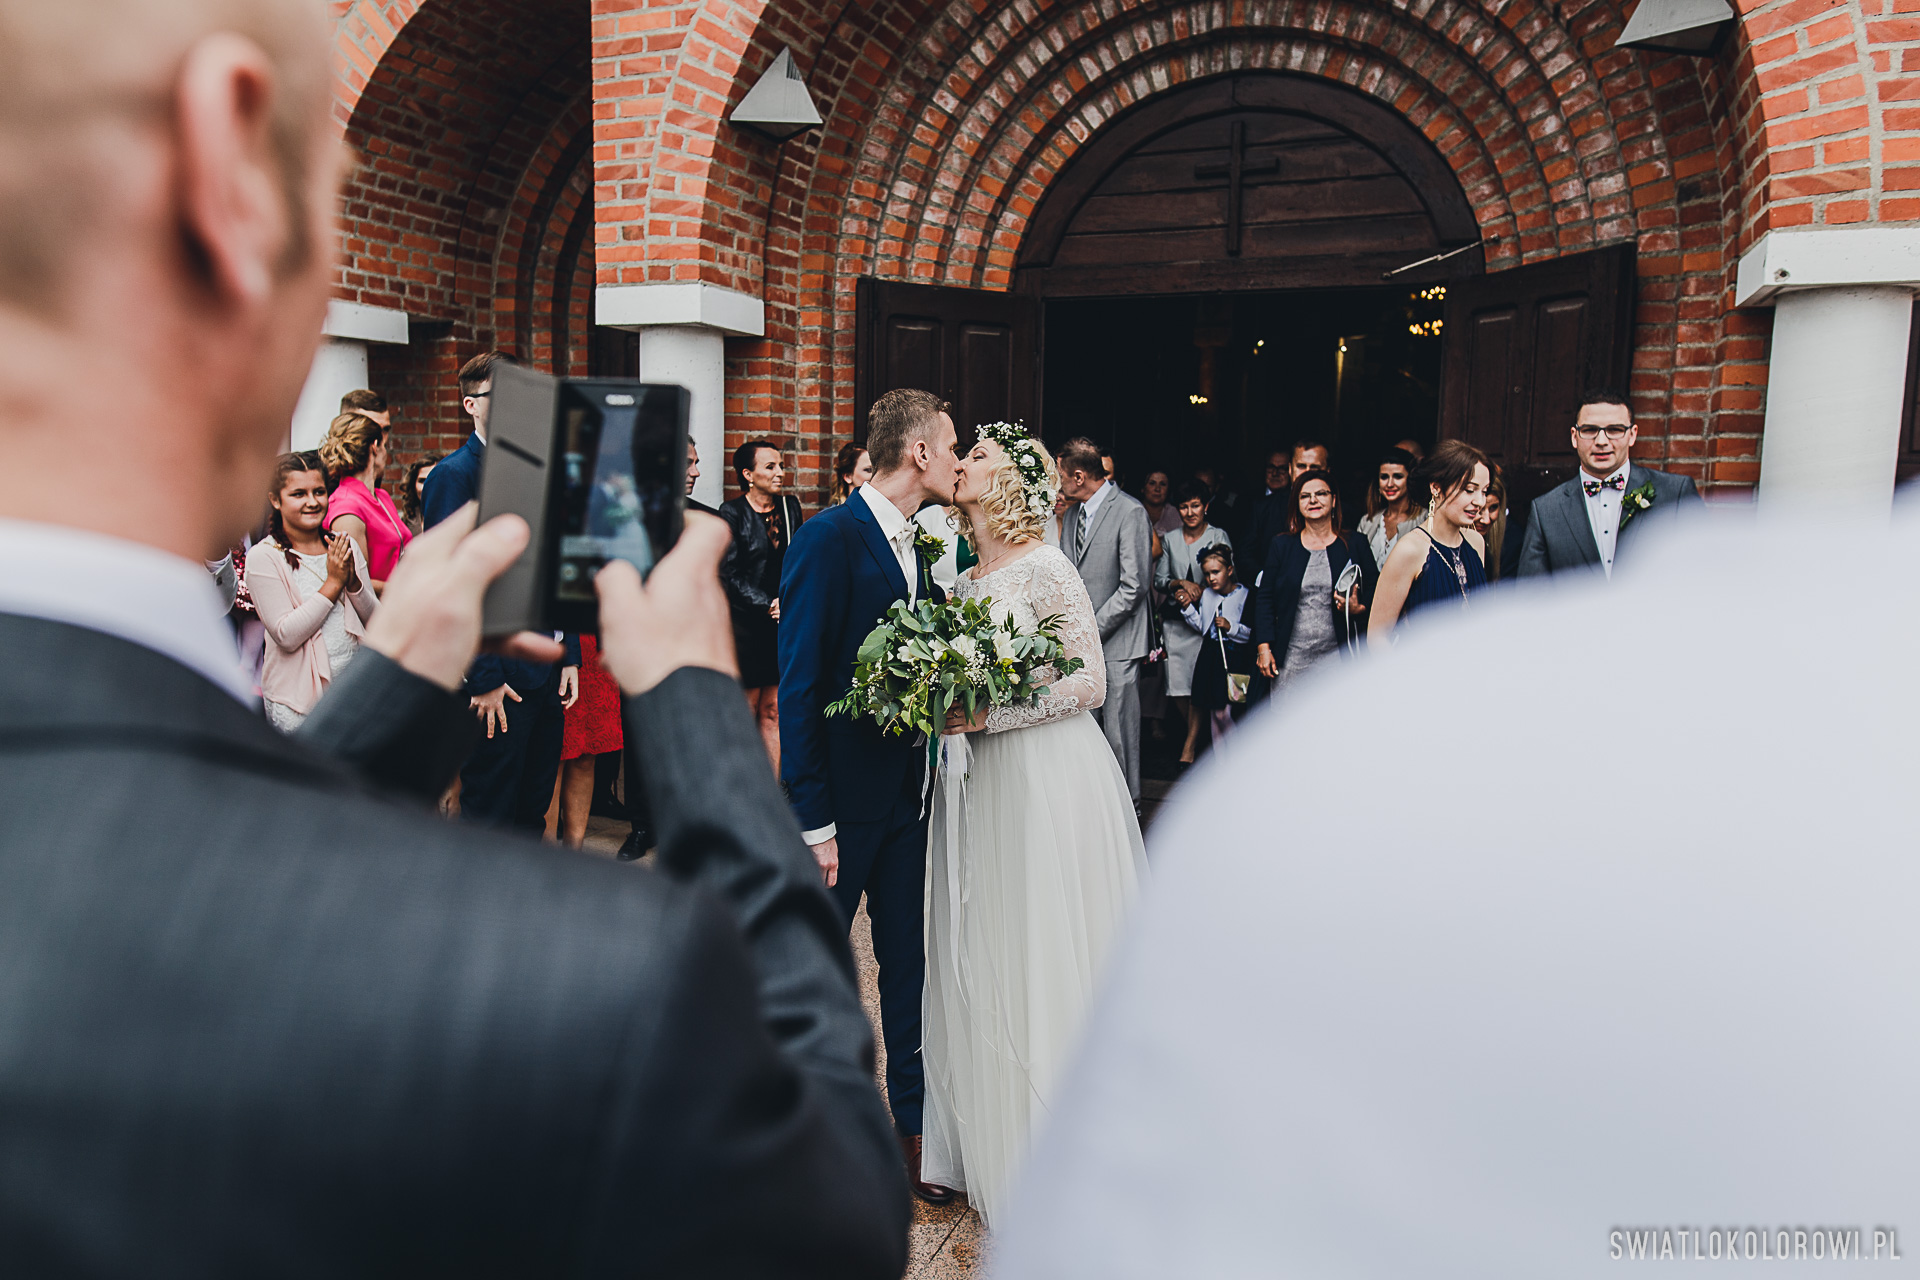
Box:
[244,538,378,713]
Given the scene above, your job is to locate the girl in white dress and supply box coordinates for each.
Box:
[923,424,1149,1227]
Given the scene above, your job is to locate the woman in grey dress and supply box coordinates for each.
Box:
[1254,469,1378,689]
[1154,479,1231,763]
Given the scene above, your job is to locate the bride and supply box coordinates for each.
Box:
[922,423,1149,1226]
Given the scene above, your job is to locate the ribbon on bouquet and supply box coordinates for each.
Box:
[937,730,970,981]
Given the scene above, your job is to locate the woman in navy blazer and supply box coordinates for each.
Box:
[1254,469,1379,683]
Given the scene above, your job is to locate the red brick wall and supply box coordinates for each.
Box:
[588,0,1758,502]
[336,0,1920,505]
[335,0,593,469]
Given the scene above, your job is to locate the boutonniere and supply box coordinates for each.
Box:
[1618,480,1656,530]
[913,528,947,564]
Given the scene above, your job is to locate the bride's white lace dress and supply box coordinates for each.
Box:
[922,543,1148,1227]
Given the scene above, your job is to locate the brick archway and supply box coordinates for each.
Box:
[336,0,592,459]
[691,0,1753,497]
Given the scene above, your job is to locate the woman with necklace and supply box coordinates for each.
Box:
[1369,439,1492,640]
[1254,468,1377,690]
[245,452,377,733]
[719,439,804,768]
[319,411,412,592]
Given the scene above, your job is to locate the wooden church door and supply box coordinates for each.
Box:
[854,278,1042,444]
[1438,242,1637,508]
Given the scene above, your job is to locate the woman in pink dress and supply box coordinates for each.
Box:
[319,411,412,590]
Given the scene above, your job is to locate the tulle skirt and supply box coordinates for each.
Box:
[922,709,1147,1226]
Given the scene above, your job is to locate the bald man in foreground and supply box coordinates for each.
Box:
[0,2,905,1273]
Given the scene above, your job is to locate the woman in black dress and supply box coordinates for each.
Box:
[719,439,803,770]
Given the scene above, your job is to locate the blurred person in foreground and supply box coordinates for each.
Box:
[995,503,1918,1277]
[0,2,908,1272]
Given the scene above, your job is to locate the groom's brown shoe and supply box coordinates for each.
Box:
[900,1134,957,1205]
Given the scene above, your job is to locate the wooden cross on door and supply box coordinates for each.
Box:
[1193,120,1280,257]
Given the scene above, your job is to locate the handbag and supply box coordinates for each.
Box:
[1215,621,1249,704]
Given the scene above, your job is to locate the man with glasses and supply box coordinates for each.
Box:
[423,350,581,828]
[1515,387,1700,579]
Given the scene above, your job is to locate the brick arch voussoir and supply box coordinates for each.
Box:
[494,97,593,357]
[868,0,1627,289]
[881,33,1532,291]
[332,0,430,131]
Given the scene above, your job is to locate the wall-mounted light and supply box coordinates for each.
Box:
[729,48,823,142]
[1614,0,1734,55]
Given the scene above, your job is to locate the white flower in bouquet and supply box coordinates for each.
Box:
[825,595,1084,743]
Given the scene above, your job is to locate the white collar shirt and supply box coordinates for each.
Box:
[1078,479,1113,540]
[0,518,253,704]
[858,482,919,607]
[1581,460,1632,579]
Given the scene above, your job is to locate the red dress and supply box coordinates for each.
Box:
[562,634,623,760]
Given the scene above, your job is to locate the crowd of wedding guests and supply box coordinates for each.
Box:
[213,373,1699,851]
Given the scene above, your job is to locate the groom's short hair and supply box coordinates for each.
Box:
[867,388,951,473]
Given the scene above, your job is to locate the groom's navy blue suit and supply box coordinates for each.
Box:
[779,494,934,1136]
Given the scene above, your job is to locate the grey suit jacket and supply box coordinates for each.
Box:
[1515,463,1702,578]
[0,614,907,1276]
[1064,484,1153,662]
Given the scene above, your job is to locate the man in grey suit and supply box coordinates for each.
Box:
[1059,436,1153,805]
[1517,387,1703,579]
[0,2,906,1272]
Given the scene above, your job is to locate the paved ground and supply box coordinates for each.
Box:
[574,717,1197,1278]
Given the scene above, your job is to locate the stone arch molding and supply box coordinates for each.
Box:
[758,0,1697,302]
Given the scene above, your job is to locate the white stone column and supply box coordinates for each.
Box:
[289,301,411,451]
[1737,230,1920,512]
[1757,287,1912,509]
[597,283,766,509]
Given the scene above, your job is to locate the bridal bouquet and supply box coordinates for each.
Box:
[825,595,1083,740]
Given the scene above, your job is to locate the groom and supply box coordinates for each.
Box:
[779,387,960,1205]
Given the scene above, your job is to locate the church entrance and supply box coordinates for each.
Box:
[854,71,1638,512]
[1042,285,1444,503]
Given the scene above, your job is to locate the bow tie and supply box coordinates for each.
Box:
[1583,473,1626,497]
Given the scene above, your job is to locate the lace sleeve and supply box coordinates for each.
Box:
[984,550,1107,733]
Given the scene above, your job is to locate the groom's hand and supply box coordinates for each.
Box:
[808,836,839,888]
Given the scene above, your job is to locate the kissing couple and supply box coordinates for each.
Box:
[777,389,1147,1225]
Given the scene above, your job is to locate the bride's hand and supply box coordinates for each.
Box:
[944,703,989,734]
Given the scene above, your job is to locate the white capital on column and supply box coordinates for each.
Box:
[597,283,766,510]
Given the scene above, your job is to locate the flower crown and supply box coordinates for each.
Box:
[976,421,1057,519]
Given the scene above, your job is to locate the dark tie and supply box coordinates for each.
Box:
[1582,473,1627,497]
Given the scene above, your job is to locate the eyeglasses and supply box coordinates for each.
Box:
[1574,424,1630,440]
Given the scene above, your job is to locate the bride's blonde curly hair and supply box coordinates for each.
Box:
[952,426,1058,547]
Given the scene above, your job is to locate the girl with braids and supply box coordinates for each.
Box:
[244,452,377,732]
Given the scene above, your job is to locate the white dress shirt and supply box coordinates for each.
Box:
[859,482,920,606]
[1581,460,1630,578]
[0,518,253,704]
